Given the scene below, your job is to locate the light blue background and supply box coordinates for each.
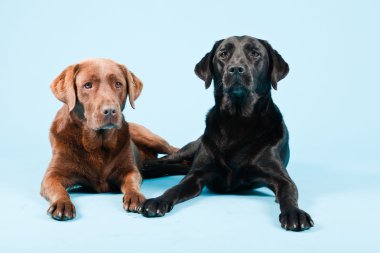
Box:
[0,0,379,252]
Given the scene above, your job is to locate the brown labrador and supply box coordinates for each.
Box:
[40,58,179,221]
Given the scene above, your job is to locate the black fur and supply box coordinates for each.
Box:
[141,36,313,231]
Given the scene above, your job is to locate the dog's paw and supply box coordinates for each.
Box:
[47,199,76,221]
[123,192,145,213]
[140,198,174,217]
[279,208,314,231]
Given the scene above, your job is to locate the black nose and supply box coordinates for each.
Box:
[102,105,118,116]
[228,65,245,74]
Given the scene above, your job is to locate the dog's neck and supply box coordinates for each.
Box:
[81,127,119,151]
[206,93,284,139]
[215,92,276,121]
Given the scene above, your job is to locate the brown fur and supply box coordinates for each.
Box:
[41,58,176,221]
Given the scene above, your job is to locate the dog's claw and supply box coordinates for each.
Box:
[279,208,313,232]
[47,199,76,221]
[141,198,173,218]
[123,192,145,213]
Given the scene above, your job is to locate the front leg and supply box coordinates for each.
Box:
[141,143,213,217]
[119,169,145,213]
[272,176,314,231]
[141,170,209,217]
[253,162,314,231]
[40,170,76,221]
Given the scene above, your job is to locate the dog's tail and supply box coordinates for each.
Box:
[140,162,191,179]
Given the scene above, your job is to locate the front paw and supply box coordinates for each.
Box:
[279,208,314,231]
[140,198,174,217]
[47,199,76,221]
[123,192,145,213]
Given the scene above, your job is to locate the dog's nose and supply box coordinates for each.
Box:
[102,105,118,116]
[228,65,245,74]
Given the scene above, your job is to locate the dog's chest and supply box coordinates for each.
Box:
[83,150,119,192]
[211,124,272,172]
[216,126,254,155]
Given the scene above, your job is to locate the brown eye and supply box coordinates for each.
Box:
[219,51,228,59]
[250,50,260,58]
[84,82,92,89]
[115,82,123,88]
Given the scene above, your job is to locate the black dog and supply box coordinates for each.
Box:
[140,36,314,231]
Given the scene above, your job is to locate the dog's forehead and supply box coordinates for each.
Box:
[219,36,264,50]
[77,59,124,81]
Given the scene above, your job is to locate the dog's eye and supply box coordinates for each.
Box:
[250,50,260,58]
[115,82,123,88]
[84,82,93,89]
[219,51,228,59]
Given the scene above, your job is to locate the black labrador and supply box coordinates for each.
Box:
[140,36,314,231]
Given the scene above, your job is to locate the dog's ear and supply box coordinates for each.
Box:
[119,64,143,109]
[195,39,224,89]
[50,64,79,111]
[260,40,289,90]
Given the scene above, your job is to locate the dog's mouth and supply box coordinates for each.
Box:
[98,123,117,130]
[91,117,122,131]
[228,85,249,102]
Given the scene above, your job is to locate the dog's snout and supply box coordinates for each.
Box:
[228,65,245,74]
[102,105,118,116]
[97,104,121,130]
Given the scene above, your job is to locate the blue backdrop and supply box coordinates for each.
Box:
[0,0,379,252]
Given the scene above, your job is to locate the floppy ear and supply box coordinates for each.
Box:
[119,64,143,109]
[260,40,289,90]
[50,64,79,111]
[194,39,224,89]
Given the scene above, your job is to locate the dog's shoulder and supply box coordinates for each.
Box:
[49,105,82,149]
[51,106,72,133]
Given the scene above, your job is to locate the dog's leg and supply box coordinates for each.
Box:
[144,137,201,166]
[140,138,201,178]
[140,170,208,217]
[129,122,177,154]
[120,169,146,213]
[251,163,314,231]
[274,177,314,231]
[40,170,76,221]
[140,163,191,179]
[140,145,213,217]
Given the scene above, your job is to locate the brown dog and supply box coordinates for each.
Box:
[41,58,178,221]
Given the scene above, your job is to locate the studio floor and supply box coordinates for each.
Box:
[0,151,379,253]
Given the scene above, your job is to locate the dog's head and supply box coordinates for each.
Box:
[51,58,143,130]
[195,36,289,116]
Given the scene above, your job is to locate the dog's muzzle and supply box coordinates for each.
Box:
[94,104,122,130]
